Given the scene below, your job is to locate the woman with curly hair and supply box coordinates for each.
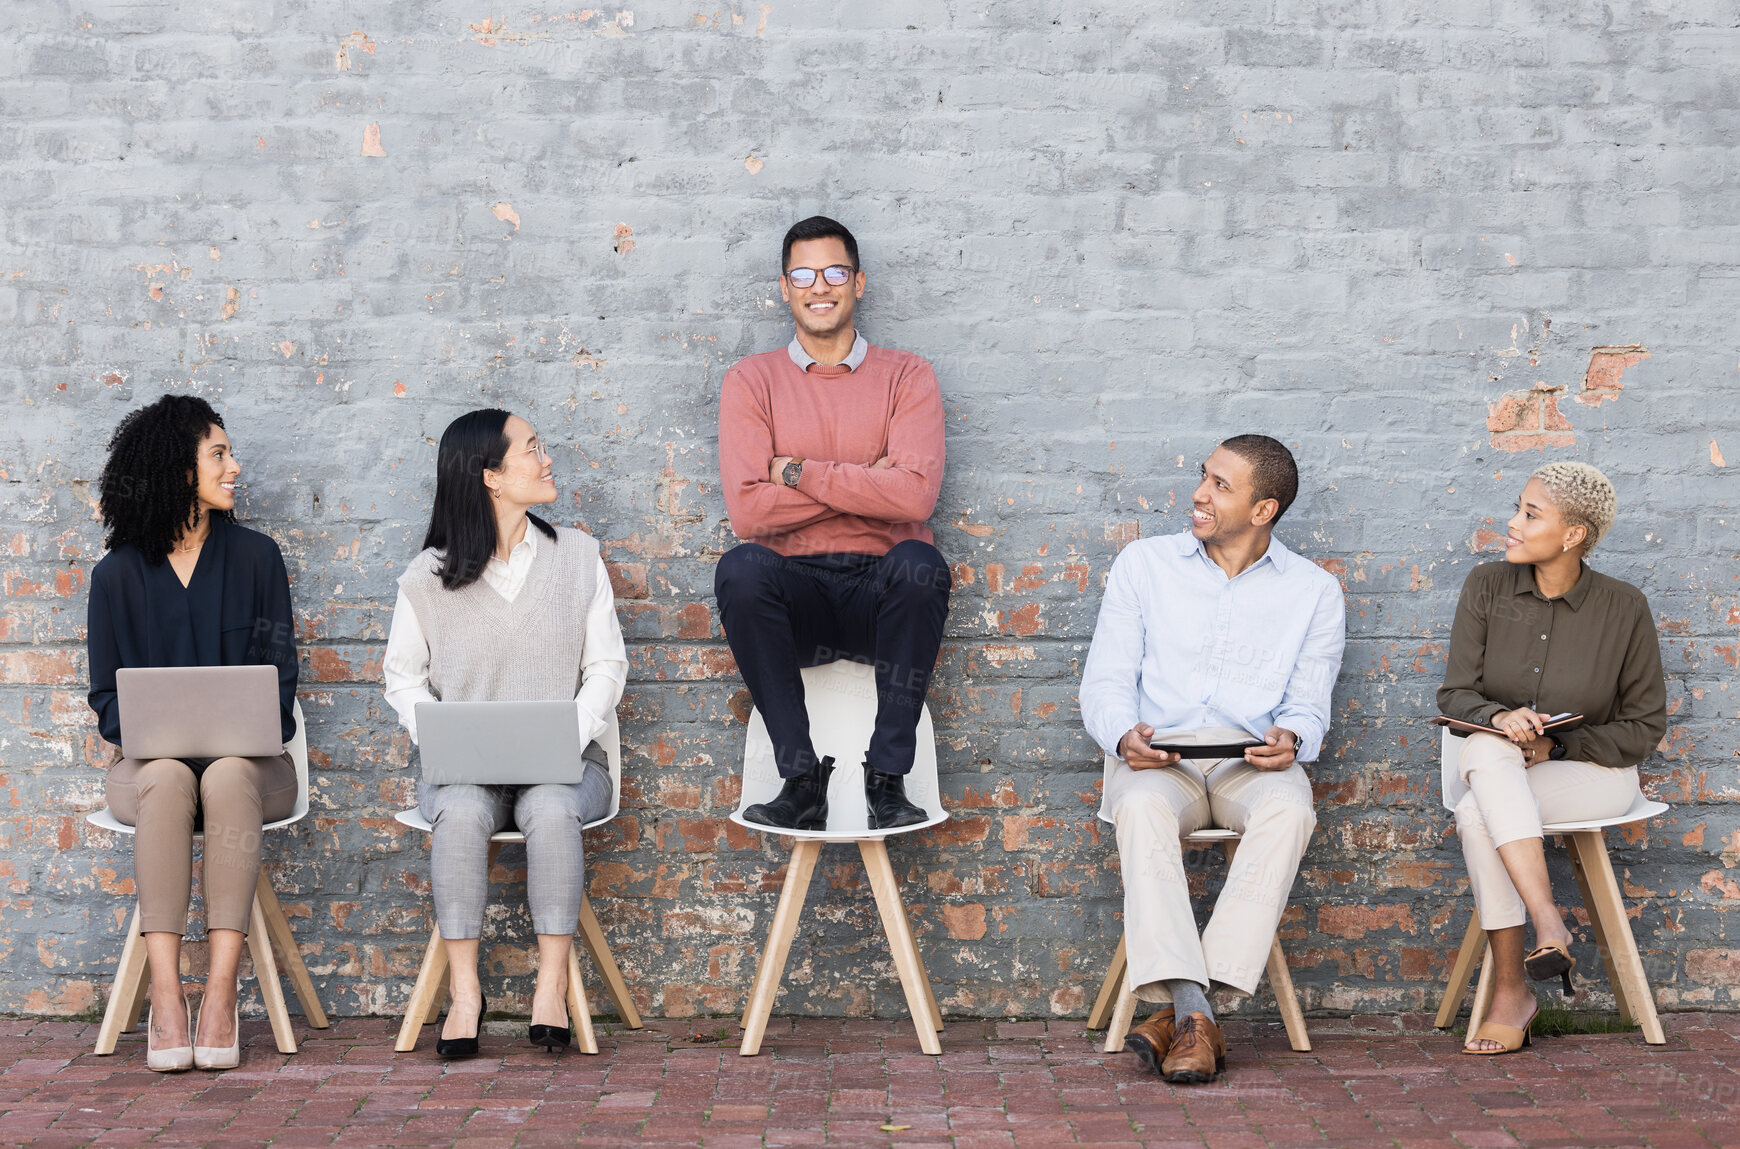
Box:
[1439,461,1666,1055]
[86,395,299,1072]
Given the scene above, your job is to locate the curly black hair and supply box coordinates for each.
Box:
[98,395,230,564]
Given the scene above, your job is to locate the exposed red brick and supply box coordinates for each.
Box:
[1576,344,1648,406]
[940,903,987,940]
[606,561,649,599]
[1317,904,1417,939]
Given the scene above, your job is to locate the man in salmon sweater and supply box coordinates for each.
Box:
[714,216,949,831]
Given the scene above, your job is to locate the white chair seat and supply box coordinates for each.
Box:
[392,807,616,839]
[1182,827,1240,841]
[729,660,948,840]
[89,808,307,837]
[1542,795,1670,834]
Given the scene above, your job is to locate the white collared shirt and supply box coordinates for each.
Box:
[381,527,628,747]
[1078,529,1346,765]
[787,330,868,372]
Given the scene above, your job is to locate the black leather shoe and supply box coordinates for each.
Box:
[865,768,926,830]
[435,994,485,1059]
[529,1023,571,1052]
[742,756,834,831]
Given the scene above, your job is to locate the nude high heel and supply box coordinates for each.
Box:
[193,987,241,1070]
[147,999,194,1073]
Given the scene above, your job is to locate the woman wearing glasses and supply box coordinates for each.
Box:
[383,409,626,1057]
[1438,461,1665,1055]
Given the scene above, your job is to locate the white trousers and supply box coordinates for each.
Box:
[1453,732,1641,930]
[1105,754,1316,1000]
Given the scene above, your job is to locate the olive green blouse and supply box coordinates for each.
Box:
[1437,560,1666,768]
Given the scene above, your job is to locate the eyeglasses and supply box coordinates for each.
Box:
[784,264,856,289]
[505,440,551,463]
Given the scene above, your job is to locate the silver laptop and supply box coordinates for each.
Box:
[116,665,284,760]
[416,700,588,785]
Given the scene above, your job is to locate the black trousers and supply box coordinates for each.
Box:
[714,540,951,779]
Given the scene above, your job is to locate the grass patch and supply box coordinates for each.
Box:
[1454,1002,1639,1039]
[1533,1003,1639,1037]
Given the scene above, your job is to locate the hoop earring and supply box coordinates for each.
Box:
[490,487,501,500]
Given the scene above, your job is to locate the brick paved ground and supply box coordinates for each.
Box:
[2,1013,1737,1148]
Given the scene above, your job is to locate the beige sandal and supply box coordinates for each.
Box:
[1462,1006,1538,1056]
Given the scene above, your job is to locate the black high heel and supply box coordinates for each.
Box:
[1524,942,1577,996]
[435,994,486,1059]
[528,1023,571,1052]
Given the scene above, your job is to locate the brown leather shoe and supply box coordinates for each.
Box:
[1160,1012,1226,1084]
[1123,1006,1175,1075]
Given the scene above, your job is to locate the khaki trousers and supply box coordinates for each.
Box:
[106,754,298,935]
[1105,754,1316,1000]
[1453,732,1641,930]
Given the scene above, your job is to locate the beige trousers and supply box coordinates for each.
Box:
[1453,732,1641,931]
[1105,755,1316,1000]
[106,754,298,935]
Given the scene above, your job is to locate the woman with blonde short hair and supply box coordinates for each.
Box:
[1438,461,1665,1055]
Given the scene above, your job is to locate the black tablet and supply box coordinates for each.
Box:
[1149,740,1264,759]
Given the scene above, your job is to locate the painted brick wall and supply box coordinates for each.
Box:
[2,0,1736,1023]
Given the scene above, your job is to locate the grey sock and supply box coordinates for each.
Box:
[1165,979,1214,1023]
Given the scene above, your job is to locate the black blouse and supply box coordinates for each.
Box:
[86,515,299,750]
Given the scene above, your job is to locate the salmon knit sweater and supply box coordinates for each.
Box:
[718,343,945,557]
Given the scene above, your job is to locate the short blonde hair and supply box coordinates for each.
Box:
[1528,461,1617,554]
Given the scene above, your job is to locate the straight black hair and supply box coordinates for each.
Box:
[423,408,556,591]
[782,215,859,271]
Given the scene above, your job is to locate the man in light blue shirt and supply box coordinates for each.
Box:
[1079,434,1345,1084]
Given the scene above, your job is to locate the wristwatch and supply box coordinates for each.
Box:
[781,458,804,488]
[1547,735,1569,760]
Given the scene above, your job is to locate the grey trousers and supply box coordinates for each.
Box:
[417,757,612,940]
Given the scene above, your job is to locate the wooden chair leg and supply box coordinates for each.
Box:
[1569,830,1665,1044]
[1088,934,1127,1030]
[913,944,945,1032]
[576,895,642,1029]
[124,943,152,1034]
[1104,979,1139,1053]
[247,894,299,1054]
[395,925,450,1053]
[859,839,943,1055]
[1467,941,1495,1039]
[1265,937,1311,1052]
[95,903,150,1055]
[1567,839,1631,1024]
[1435,908,1487,1029]
[740,839,822,1056]
[254,871,328,1029]
[564,939,599,1054]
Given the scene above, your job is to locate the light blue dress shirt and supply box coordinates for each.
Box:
[1079,530,1347,764]
[787,331,868,372]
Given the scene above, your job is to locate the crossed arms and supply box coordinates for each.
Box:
[717,364,946,540]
